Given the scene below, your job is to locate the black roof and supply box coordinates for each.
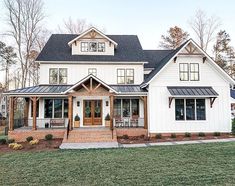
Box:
[110,85,147,93]
[36,34,145,62]
[167,86,219,97]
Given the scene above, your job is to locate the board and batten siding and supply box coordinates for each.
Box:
[40,63,144,85]
[148,55,231,133]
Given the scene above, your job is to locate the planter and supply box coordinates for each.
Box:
[74,121,80,128]
[105,120,110,127]
[45,123,49,128]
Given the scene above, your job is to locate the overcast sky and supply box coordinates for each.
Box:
[0,0,235,82]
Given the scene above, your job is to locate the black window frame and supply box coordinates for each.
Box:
[117,69,126,84]
[190,63,200,81]
[126,69,134,84]
[179,63,189,81]
[44,99,68,119]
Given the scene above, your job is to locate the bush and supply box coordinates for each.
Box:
[74,114,80,121]
[45,134,53,141]
[8,143,23,150]
[155,133,162,139]
[171,133,176,138]
[105,114,110,121]
[8,143,17,148]
[29,139,39,145]
[185,132,191,138]
[26,136,33,142]
[0,138,6,145]
[7,139,15,144]
[213,132,221,136]
[140,134,145,139]
[198,132,205,137]
[232,118,235,135]
[122,134,129,139]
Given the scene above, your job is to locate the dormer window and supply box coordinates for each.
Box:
[89,42,97,52]
[98,42,105,52]
[81,42,88,52]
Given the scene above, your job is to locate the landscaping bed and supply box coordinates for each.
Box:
[118,133,234,144]
[0,138,62,153]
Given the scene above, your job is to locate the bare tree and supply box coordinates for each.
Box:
[189,9,220,52]
[159,26,189,49]
[57,17,90,34]
[4,0,45,88]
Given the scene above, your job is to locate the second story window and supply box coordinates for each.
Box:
[81,42,88,52]
[89,42,97,52]
[49,68,67,84]
[88,68,97,76]
[179,63,189,81]
[126,69,134,84]
[98,42,105,52]
[117,69,125,84]
[190,63,199,81]
[117,69,134,84]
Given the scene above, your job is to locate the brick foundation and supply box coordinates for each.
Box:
[8,129,65,142]
[115,128,147,137]
[149,132,230,138]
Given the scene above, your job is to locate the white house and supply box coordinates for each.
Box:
[4,27,235,142]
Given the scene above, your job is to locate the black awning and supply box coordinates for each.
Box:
[167,86,218,97]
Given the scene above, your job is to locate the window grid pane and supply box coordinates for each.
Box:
[196,99,206,120]
[59,68,67,84]
[98,42,105,52]
[179,64,189,81]
[190,64,199,81]
[88,68,97,76]
[126,69,134,84]
[81,42,88,52]
[175,99,184,120]
[89,42,97,52]
[186,99,195,120]
[49,68,58,84]
[117,69,125,84]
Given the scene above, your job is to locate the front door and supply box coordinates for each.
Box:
[83,100,102,125]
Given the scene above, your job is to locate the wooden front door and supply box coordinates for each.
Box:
[83,100,102,125]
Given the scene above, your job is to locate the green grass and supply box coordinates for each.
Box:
[0,142,235,186]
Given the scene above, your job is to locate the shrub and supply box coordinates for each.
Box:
[45,134,53,141]
[26,136,33,142]
[74,114,80,121]
[155,133,162,139]
[171,133,176,138]
[9,143,17,148]
[144,136,150,141]
[7,139,15,144]
[105,114,110,121]
[122,134,129,139]
[29,139,39,145]
[140,134,145,139]
[185,132,191,138]
[12,144,23,150]
[0,138,6,145]
[232,118,235,135]
[198,132,205,137]
[213,132,221,136]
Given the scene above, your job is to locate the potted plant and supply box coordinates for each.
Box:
[105,113,110,127]
[74,114,80,128]
[45,122,49,128]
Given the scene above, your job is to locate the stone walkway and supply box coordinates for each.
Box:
[60,138,235,150]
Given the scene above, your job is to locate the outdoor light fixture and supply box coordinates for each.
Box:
[77,101,80,107]
[106,101,109,106]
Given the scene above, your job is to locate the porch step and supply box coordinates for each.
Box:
[63,128,117,143]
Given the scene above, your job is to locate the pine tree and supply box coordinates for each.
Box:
[159,26,189,49]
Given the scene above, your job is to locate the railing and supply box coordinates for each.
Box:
[66,119,70,139]
[27,118,68,129]
[113,117,144,128]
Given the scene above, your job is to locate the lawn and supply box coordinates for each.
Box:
[0,142,235,186]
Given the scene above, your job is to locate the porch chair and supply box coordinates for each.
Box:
[114,117,124,128]
[130,115,139,128]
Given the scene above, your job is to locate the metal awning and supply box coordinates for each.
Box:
[110,85,147,95]
[167,86,218,97]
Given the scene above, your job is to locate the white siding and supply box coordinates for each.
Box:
[40,63,144,85]
[148,55,231,133]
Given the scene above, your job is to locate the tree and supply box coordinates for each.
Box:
[213,30,235,77]
[0,41,17,90]
[4,0,45,88]
[189,9,220,52]
[159,26,189,49]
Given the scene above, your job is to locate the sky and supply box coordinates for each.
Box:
[0,0,235,82]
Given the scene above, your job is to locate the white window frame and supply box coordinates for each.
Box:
[49,68,67,85]
[88,68,97,76]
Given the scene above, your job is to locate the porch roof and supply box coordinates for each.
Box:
[110,85,147,95]
[167,86,219,97]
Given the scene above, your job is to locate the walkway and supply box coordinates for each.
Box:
[60,138,235,149]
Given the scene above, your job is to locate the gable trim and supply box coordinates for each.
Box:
[68,27,118,47]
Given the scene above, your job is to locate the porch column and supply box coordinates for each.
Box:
[9,97,14,131]
[68,95,73,130]
[24,98,29,127]
[109,94,114,130]
[32,97,37,130]
[144,96,148,129]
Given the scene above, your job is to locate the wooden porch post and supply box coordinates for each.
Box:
[68,95,73,130]
[24,98,29,127]
[144,96,148,129]
[32,97,37,130]
[109,94,114,130]
[9,97,14,131]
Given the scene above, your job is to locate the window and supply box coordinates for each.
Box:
[98,42,105,52]
[190,63,199,81]
[44,99,68,118]
[175,99,206,121]
[31,100,39,117]
[117,69,134,84]
[131,99,139,116]
[179,63,189,81]
[88,68,97,76]
[123,99,130,117]
[113,99,139,118]
[117,69,125,84]
[114,99,121,117]
[2,105,5,109]
[126,69,134,84]
[89,42,97,52]
[49,68,67,84]
[81,42,88,52]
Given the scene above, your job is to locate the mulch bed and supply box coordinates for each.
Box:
[118,134,235,144]
[0,139,63,153]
